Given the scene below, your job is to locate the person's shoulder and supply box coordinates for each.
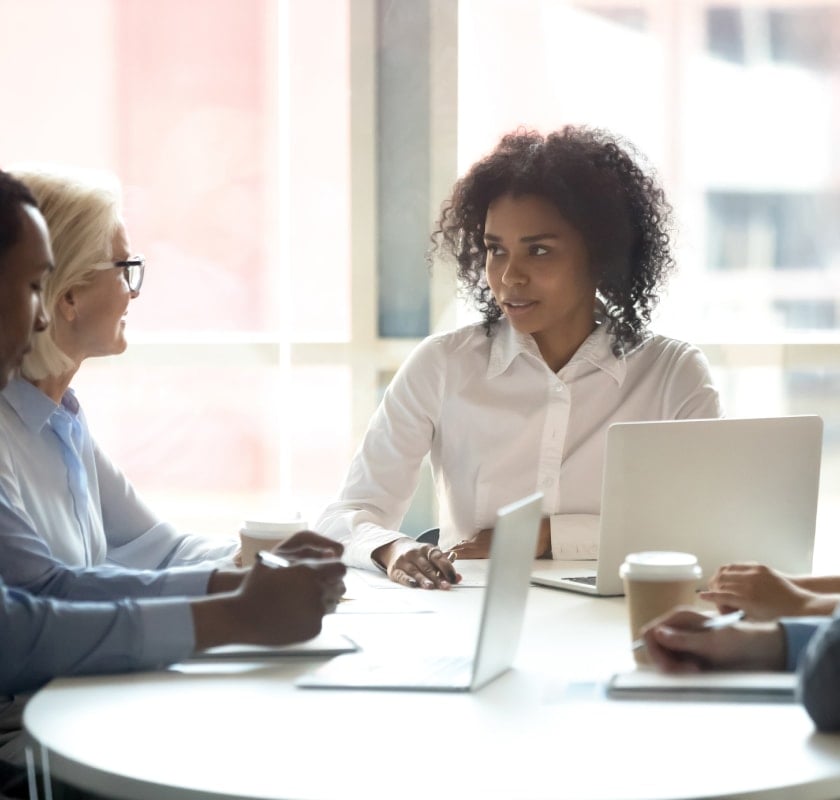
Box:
[629,332,708,361]
[394,324,490,390]
[624,333,714,380]
[412,322,490,360]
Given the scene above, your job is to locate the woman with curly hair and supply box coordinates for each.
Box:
[318,126,722,589]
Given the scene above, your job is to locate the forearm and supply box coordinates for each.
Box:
[787,575,840,616]
[0,493,213,600]
[793,575,840,593]
[106,521,238,570]
[0,586,193,694]
[190,594,239,651]
[799,593,840,616]
[206,568,247,594]
[319,503,412,570]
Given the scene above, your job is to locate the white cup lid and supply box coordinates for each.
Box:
[619,551,702,582]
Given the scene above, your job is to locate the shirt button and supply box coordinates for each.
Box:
[541,477,553,488]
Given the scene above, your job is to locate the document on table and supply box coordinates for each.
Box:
[607,669,797,702]
[188,631,359,660]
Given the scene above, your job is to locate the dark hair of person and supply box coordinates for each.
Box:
[0,169,39,266]
[430,126,675,355]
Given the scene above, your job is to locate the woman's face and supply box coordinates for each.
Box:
[0,205,52,389]
[484,193,597,359]
[59,222,138,363]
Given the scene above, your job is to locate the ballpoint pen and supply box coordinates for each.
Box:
[631,609,746,651]
[257,551,291,569]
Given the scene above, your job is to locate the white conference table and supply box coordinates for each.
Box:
[23,564,840,800]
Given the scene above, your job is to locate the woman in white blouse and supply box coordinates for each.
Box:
[317,126,722,589]
[0,166,239,594]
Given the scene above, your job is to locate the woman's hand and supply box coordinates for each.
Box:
[700,563,825,620]
[447,518,551,560]
[447,529,493,559]
[373,538,461,589]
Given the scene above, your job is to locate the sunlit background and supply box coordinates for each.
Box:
[2,0,839,566]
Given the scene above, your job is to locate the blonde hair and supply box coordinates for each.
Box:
[10,165,123,380]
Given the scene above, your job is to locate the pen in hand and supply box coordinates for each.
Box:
[257,551,291,569]
[257,549,349,608]
[631,609,746,652]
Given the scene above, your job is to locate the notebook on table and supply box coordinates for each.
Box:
[531,416,823,597]
[296,492,543,692]
[607,669,797,702]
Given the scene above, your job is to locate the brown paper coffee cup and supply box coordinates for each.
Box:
[239,518,308,567]
[620,551,702,665]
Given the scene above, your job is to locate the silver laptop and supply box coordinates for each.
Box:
[531,416,822,596]
[296,492,543,691]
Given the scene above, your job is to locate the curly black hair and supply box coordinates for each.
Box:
[430,126,675,355]
[0,169,39,266]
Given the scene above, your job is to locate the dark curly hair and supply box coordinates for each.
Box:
[0,169,39,267]
[430,126,675,355]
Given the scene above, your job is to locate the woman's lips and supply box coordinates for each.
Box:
[503,299,537,317]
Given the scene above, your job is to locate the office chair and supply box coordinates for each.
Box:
[416,527,440,546]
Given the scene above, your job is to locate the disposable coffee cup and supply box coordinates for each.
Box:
[239,518,308,567]
[619,551,702,665]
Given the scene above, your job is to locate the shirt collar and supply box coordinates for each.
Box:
[486,317,629,386]
[1,377,78,434]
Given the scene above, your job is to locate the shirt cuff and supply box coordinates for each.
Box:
[135,599,195,666]
[780,618,824,671]
[549,514,600,560]
[345,527,410,571]
[159,566,216,597]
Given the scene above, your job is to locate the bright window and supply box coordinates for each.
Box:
[2,0,840,568]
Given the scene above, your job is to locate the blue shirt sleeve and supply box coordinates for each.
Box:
[795,609,840,731]
[0,579,194,695]
[780,617,826,671]
[0,486,213,601]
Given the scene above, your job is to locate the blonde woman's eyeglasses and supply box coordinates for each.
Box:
[93,256,145,293]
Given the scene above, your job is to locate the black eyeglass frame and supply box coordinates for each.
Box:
[94,255,145,292]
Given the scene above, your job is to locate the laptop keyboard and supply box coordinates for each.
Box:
[301,653,474,688]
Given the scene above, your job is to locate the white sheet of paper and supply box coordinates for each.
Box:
[188,631,358,660]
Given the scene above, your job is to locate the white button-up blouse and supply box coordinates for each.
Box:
[317,319,723,569]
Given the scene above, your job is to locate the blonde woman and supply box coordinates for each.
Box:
[0,166,241,597]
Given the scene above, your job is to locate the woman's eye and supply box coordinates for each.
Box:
[530,244,549,256]
[485,244,504,256]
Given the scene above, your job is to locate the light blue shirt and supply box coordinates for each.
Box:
[0,378,236,599]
